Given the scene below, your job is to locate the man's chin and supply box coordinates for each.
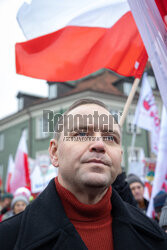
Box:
[81,173,111,188]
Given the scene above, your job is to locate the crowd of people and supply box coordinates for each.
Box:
[0,99,167,249]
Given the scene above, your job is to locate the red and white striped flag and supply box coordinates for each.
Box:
[10,130,31,193]
[5,155,15,192]
[15,0,147,81]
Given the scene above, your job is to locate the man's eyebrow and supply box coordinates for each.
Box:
[69,126,90,132]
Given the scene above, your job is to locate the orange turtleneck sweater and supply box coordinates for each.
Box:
[55,177,114,250]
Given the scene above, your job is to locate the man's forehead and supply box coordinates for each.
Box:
[65,104,120,134]
[68,103,111,115]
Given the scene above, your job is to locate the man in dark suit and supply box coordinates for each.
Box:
[0,99,167,250]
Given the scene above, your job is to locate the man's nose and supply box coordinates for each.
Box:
[89,137,105,153]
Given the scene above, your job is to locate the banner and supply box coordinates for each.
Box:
[128,0,167,110]
[147,107,167,217]
[143,158,156,184]
[133,72,160,154]
[30,155,58,193]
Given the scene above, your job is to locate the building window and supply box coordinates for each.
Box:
[147,76,156,89]
[18,97,24,110]
[0,134,4,151]
[123,82,132,96]
[48,84,57,99]
[128,147,142,162]
[126,112,141,134]
[128,147,145,176]
[36,116,49,139]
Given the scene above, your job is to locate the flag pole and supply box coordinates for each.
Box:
[120,78,140,127]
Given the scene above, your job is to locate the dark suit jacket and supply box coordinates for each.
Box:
[0,179,167,250]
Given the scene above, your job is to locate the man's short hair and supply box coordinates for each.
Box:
[54,98,118,140]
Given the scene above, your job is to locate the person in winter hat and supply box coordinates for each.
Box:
[154,191,167,221]
[14,187,31,201]
[159,197,167,233]
[126,174,149,213]
[0,192,13,219]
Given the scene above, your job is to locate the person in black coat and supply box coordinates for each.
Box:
[0,99,167,250]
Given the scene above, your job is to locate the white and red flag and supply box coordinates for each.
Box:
[15,0,147,81]
[147,107,167,217]
[128,0,167,110]
[133,73,160,155]
[10,130,31,193]
[5,155,15,192]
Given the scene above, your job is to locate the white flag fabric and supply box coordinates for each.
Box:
[128,0,167,110]
[147,106,167,217]
[5,155,15,192]
[17,0,130,40]
[133,72,160,155]
[10,131,31,193]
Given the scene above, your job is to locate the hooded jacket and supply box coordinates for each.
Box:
[0,179,166,250]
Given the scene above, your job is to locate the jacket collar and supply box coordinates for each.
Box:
[15,179,165,249]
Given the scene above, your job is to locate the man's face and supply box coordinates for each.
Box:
[50,104,122,193]
[130,182,144,202]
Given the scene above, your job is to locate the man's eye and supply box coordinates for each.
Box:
[73,132,87,136]
[103,135,117,142]
[106,136,114,141]
[78,132,87,136]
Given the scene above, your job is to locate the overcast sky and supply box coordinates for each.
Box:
[0,0,47,120]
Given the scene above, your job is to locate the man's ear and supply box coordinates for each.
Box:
[49,139,59,167]
[118,147,123,175]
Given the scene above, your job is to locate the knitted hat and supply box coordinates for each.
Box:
[159,198,167,228]
[11,195,29,209]
[14,187,31,201]
[1,192,13,201]
[153,191,167,213]
[126,174,144,187]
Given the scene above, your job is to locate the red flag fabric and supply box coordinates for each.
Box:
[155,0,167,27]
[15,0,148,81]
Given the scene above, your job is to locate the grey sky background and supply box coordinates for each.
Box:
[0,0,47,119]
